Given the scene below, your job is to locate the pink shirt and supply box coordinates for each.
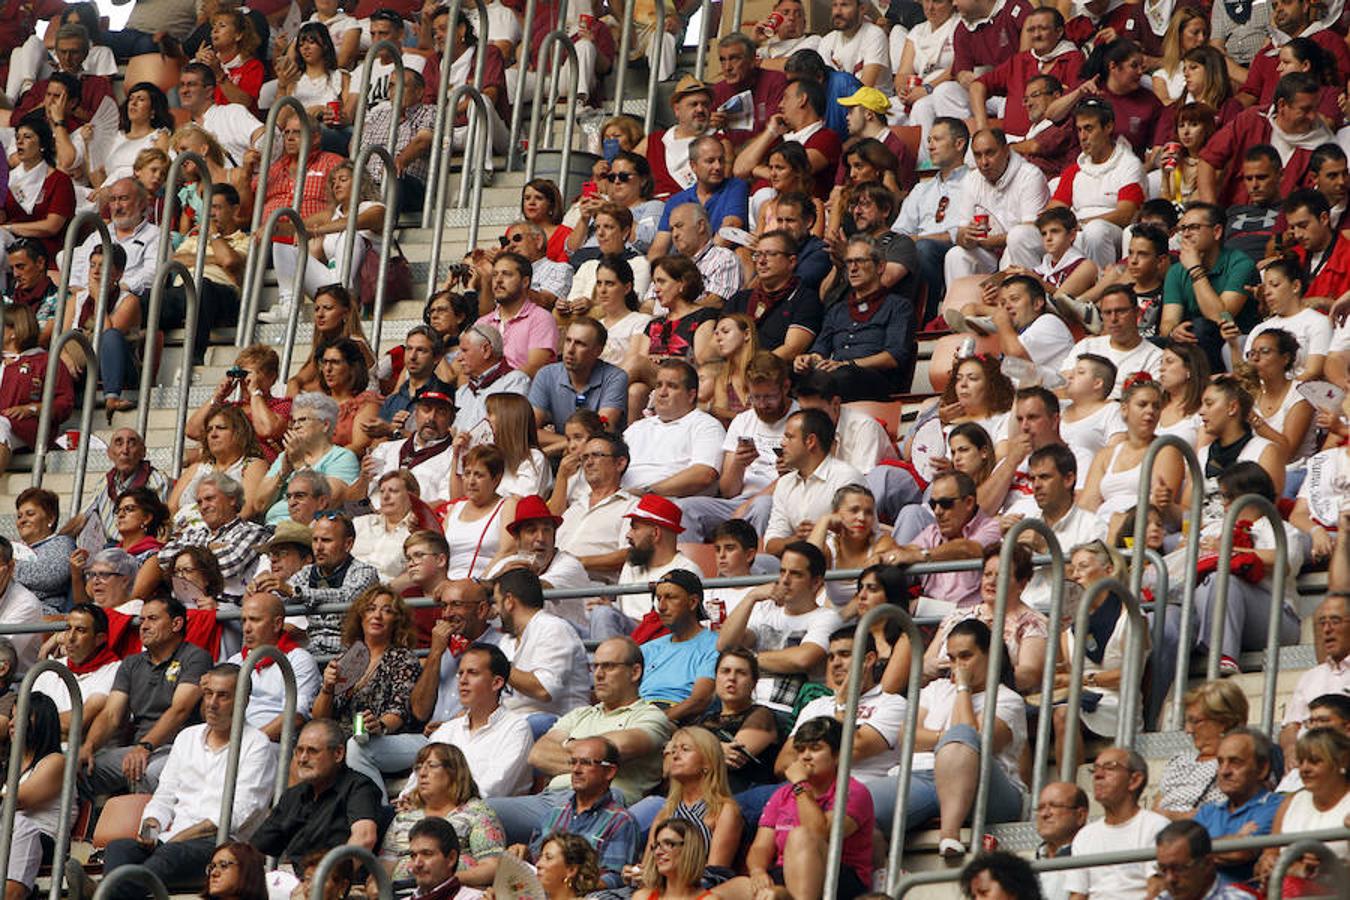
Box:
[481,300,559,372]
[914,511,1002,608]
[760,777,874,884]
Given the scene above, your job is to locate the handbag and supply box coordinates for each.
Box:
[357,239,414,309]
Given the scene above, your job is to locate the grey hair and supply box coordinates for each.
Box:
[510,220,546,241]
[718,31,756,56]
[671,201,711,231]
[0,638,17,680]
[846,234,884,265]
[55,23,91,49]
[1224,725,1276,776]
[463,322,504,357]
[90,547,138,578]
[111,176,148,206]
[197,471,245,510]
[292,392,340,434]
[1122,748,1150,799]
[303,717,346,750]
[290,468,333,500]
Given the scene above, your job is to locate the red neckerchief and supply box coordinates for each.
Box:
[9,276,53,309]
[468,360,513,393]
[847,288,887,323]
[399,434,455,470]
[67,645,120,675]
[122,535,163,557]
[107,461,153,502]
[250,633,301,669]
[748,276,799,323]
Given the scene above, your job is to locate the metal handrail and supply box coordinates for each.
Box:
[1016,523,1067,813]
[692,0,712,82]
[731,0,745,34]
[823,604,924,899]
[611,0,636,117]
[0,661,83,900]
[91,865,170,900]
[426,86,492,302]
[524,31,579,200]
[239,209,309,379]
[1130,434,1203,731]
[236,99,313,347]
[1060,577,1149,778]
[1130,546,1171,727]
[1269,838,1350,899]
[893,829,1350,897]
[340,146,400,354]
[218,646,297,844]
[310,846,392,900]
[420,0,488,230]
[32,330,99,508]
[154,150,214,281]
[135,262,197,450]
[1206,493,1288,734]
[645,0,667,134]
[347,39,407,157]
[506,0,540,172]
[44,212,114,360]
[974,519,1063,854]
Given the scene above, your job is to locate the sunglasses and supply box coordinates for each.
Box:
[935,195,949,223]
[312,510,342,521]
[603,172,635,183]
[928,496,960,510]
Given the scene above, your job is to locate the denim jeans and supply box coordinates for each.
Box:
[103,835,216,897]
[99,328,134,398]
[344,732,428,804]
[487,789,570,845]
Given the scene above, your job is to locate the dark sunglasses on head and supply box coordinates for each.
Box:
[312,510,342,521]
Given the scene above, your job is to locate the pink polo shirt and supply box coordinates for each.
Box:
[914,511,1002,609]
[481,300,559,372]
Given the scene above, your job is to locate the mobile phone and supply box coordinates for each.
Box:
[737,436,755,448]
[498,236,509,248]
[581,180,599,199]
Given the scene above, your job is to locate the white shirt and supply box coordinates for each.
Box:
[902,16,958,79]
[1059,401,1126,462]
[499,448,554,499]
[1061,335,1164,398]
[757,32,822,61]
[557,488,638,563]
[1064,809,1170,899]
[895,166,967,238]
[1297,446,1350,528]
[1022,505,1107,611]
[429,626,506,722]
[71,219,161,297]
[0,581,44,670]
[1282,655,1350,727]
[465,0,522,46]
[485,550,594,630]
[501,610,591,716]
[819,22,892,88]
[199,103,263,167]
[417,706,534,798]
[351,512,416,580]
[765,455,865,541]
[910,679,1027,792]
[949,152,1050,241]
[834,405,899,472]
[1245,308,1332,377]
[622,409,726,492]
[1018,313,1075,375]
[366,437,456,509]
[568,256,651,303]
[453,369,532,434]
[746,601,843,710]
[141,723,277,841]
[32,657,120,714]
[723,403,798,497]
[225,645,322,726]
[617,551,699,621]
[792,685,908,779]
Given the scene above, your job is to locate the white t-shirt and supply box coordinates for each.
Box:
[199,103,263,167]
[617,551,700,621]
[1059,401,1126,460]
[910,679,1026,793]
[723,404,797,497]
[466,0,523,47]
[1018,313,1075,375]
[622,409,727,492]
[834,405,898,472]
[1022,506,1108,611]
[746,601,844,711]
[32,659,120,715]
[757,33,822,62]
[1064,809,1170,899]
[818,22,892,89]
[792,685,908,779]
[1061,335,1164,399]
[1245,307,1332,377]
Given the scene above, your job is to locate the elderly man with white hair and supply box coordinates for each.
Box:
[645,203,742,310]
[67,177,161,300]
[259,393,361,525]
[453,323,530,435]
[157,473,271,605]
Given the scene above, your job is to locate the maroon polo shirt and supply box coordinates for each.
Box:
[1104,86,1163,157]
[1065,4,1145,47]
[952,0,1034,76]
[1241,30,1350,108]
[977,48,1085,136]
[1199,107,1316,205]
[713,67,788,148]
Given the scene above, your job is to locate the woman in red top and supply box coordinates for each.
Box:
[522,179,572,262]
[0,115,75,267]
[198,9,265,111]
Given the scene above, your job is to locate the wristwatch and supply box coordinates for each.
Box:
[138,741,154,753]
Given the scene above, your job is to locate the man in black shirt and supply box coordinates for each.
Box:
[251,718,381,867]
[726,230,823,362]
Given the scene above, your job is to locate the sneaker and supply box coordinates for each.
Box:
[257,300,294,324]
[1218,655,1241,677]
[938,837,966,858]
[65,858,93,900]
[1048,293,1103,335]
[942,309,996,336]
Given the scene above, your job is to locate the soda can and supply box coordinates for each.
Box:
[65,429,80,449]
[958,336,976,358]
[907,74,923,90]
[353,712,369,745]
[972,213,989,230]
[327,100,342,123]
[579,12,596,29]
[982,833,999,852]
[763,11,783,32]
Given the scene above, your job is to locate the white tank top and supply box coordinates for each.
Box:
[1282,789,1350,859]
[443,497,507,580]
[1262,383,1317,466]
[1097,442,1143,521]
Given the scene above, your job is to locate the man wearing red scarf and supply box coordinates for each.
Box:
[32,603,121,736]
[225,593,321,742]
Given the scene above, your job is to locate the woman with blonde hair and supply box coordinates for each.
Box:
[809,484,899,607]
[168,403,269,528]
[1152,8,1210,102]
[482,393,551,499]
[635,820,712,900]
[1257,728,1350,881]
[201,8,265,109]
[702,315,759,425]
[1154,679,1248,818]
[169,123,247,232]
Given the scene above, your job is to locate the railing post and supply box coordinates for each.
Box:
[692,0,713,81]
[0,661,84,900]
[340,146,401,355]
[426,87,491,301]
[975,520,1063,854]
[1060,578,1149,779]
[1129,434,1203,731]
[348,39,407,157]
[236,99,313,347]
[154,151,214,284]
[506,0,540,173]
[420,0,489,227]
[1206,494,1289,734]
[309,846,393,900]
[32,330,100,509]
[524,33,579,199]
[239,209,310,375]
[1268,839,1350,900]
[136,262,197,451]
[731,0,745,34]
[611,0,636,117]
[645,0,667,135]
[1019,524,1067,812]
[91,865,170,900]
[824,604,924,900]
[219,646,298,844]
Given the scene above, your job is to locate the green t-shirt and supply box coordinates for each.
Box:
[1163,246,1260,333]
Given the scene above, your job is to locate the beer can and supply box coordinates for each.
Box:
[972,213,989,230]
[982,833,999,852]
[763,11,784,32]
[327,100,342,123]
[353,712,369,745]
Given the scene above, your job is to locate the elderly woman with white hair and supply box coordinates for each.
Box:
[259,392,361,525]
[79,548,139,614]
[153,471,271,606]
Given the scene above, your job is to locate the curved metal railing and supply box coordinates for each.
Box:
[347,39,408,157]
[506,0,540,172]
[426,86,492,302]
[0,662,84,900]
[1207,493,1289,734]
[309,846,392,900]
[239,209,310,380]
[218,645,298,844]
[421,0,488,228]
[135,263,197,464]
[524,31,579,200]
[91,865,170,900]
[235,99,313,347]
[153,150,213,281]
[340,145,401,354]
[823,603,924,899]
[1060,577,1149,777]
[1269,838,1350,899]
[1130,434,1203,731]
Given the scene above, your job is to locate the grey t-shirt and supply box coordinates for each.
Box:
[112,640,213,743]
[127,0,200,40]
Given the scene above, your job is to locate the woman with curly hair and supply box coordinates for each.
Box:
[200,8,265,110]
[169,404,269,528]
[905,353,1015,484]
[536,833,602,900]
[312,584,423,803]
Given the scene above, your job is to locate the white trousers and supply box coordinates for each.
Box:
[1006,218,1124,271]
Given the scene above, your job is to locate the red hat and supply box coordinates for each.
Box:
[624,494,684,533]
[506,494,564,536]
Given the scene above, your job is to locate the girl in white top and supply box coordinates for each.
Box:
[588,257,653,366]
[484,393,554,499]
[1150,7,1209,103]
[276,23,351,138]
[1080,376,1183,531]
[1246,259,1331,380]
[307,0,362,68]
[3,693,68,895]
[1059,353,1126,460]
[1246,327,1317,473]
[1155,341,1208,449]
[444,444,518,580]
[1186,378,1284,535]
[1292,444,1350,563]
[1259,729,1350,874]
[807,485,898,607]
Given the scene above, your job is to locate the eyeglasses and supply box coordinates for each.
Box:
[928,496,959,510]
[580,452,615,461]
[568,757,616,768]
[287,491,313,501]
[85,570,122,581]
[751,249,790,261]
[1317,616,1347,628]
[1246,346,1278,358]
[205,860,237,875]
[320,357,346,367]
[1035,802,1081,813]
[603,172,635,183]
[1091,761,1129,774]
[506,233,528,243]
[1177,222,1210,234]
[173,566,199,577]
[312,510,342,521]
[1156,859,1204,877]
[844,257,874,268]
[290,416,321,426]
[654,838,685,851]
[1023,89,1053,102]
[114,505,142,516]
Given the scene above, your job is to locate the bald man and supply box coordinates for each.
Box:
[226,593,322,741]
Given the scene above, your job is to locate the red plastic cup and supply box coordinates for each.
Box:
[65,429,80,450]
[327,100,342,124]
[972,213,990,232]
[579,12,596,30]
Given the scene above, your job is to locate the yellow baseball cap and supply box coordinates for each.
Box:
[838,86,891,115]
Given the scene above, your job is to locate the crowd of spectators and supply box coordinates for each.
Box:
[1,0,1350,895]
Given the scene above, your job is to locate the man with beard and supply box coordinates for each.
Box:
[635,76,728,199]
[479,253,559,378]
[68,178,160,300]
[817,0,890,89]
[588,495,698,640]
[529,318,628,452]
[726,231,823,360]
[360,387,457,508]
[276,514,380,657]
[486,496,594,628]
[495,569,591,730]
[820,182,918,303]
[371,326,454,440]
